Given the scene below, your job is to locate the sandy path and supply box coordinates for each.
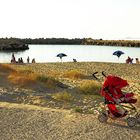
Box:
[0,102,140,140]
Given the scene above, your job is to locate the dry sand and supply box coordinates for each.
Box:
[0,102,140,140]
[0,62,140,140]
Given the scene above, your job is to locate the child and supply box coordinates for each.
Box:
[135,58,140,64]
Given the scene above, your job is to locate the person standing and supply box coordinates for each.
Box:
[11,53,16,63]
[27,56,30,63]
[20,57,24,63]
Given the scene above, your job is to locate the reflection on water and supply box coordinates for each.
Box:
[0,45,140,63]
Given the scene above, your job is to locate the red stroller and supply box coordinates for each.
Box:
[93,72,140,127]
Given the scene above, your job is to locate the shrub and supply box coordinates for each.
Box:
[37,75,49,82]
[28,96,46,105]
[8,71,36,86]
[36,75,58,89]
[0,64,15,72]
[78,80,101,95]
[8,70,59,89]
[74,107,83,113]
[63,69,85,79]
[52,91,73,102]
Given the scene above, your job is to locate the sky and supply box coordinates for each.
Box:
[0,0,140,39]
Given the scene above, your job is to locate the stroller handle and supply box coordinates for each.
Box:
[92,71,106,80]
[92,72,98,79]
[102,71,106,77]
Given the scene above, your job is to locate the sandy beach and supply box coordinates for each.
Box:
[1,0,140,139]
[10,62,140,97]
[0,62,140,140]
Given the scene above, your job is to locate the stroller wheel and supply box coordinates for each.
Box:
[127,117,137,127]
[135,114,140,123]
[98,113,108,123]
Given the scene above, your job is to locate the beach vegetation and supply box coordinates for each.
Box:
[0,64,15,72]
[37,75,58,89]
[63,69,85,79]
[73,107,83,113]
[8,70,59,89]
[52,91,73,102]
[8,71,36,86]
[78,80,101,95]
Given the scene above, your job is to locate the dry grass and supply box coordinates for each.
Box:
[78,80,101,95]
[46,70,61,78]
[8,71,37,86]
[36,75,58,89]
[74,107,83,113]
[0,64,15,72]
[63,69,85,79]
[8,69,58,89]
[52,91,73,102]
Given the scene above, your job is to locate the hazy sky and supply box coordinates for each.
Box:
[0,0,140,39]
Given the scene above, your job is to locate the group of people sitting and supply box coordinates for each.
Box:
[73,58,77,62]
[125,56,133,64]
[125,56,140,64]
[11,53,36,64]
[11,53,139,64]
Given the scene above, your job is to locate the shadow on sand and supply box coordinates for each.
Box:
[106,121,140,131]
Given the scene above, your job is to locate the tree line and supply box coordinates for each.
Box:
[19,38,83,45]
[0,37,140,50]
[82,38,140,47]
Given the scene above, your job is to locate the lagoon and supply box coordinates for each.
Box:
[0,45,140,63]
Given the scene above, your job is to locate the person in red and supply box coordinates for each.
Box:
[126,56,133,64]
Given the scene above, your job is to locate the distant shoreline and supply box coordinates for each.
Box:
[21,38,140,47]
[0,38,140,51]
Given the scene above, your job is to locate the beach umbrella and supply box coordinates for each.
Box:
[56,53,67,62]
[113,50,124,58]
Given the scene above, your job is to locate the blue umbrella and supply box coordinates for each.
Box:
[113,50,124,58]
[56,53,67,62]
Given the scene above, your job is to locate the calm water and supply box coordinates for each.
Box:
[0,45,140,63]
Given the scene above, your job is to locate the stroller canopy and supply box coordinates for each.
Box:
[103,75,129,89]
[101,75,129,102]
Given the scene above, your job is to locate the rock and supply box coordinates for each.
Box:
[0,43,29,51]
